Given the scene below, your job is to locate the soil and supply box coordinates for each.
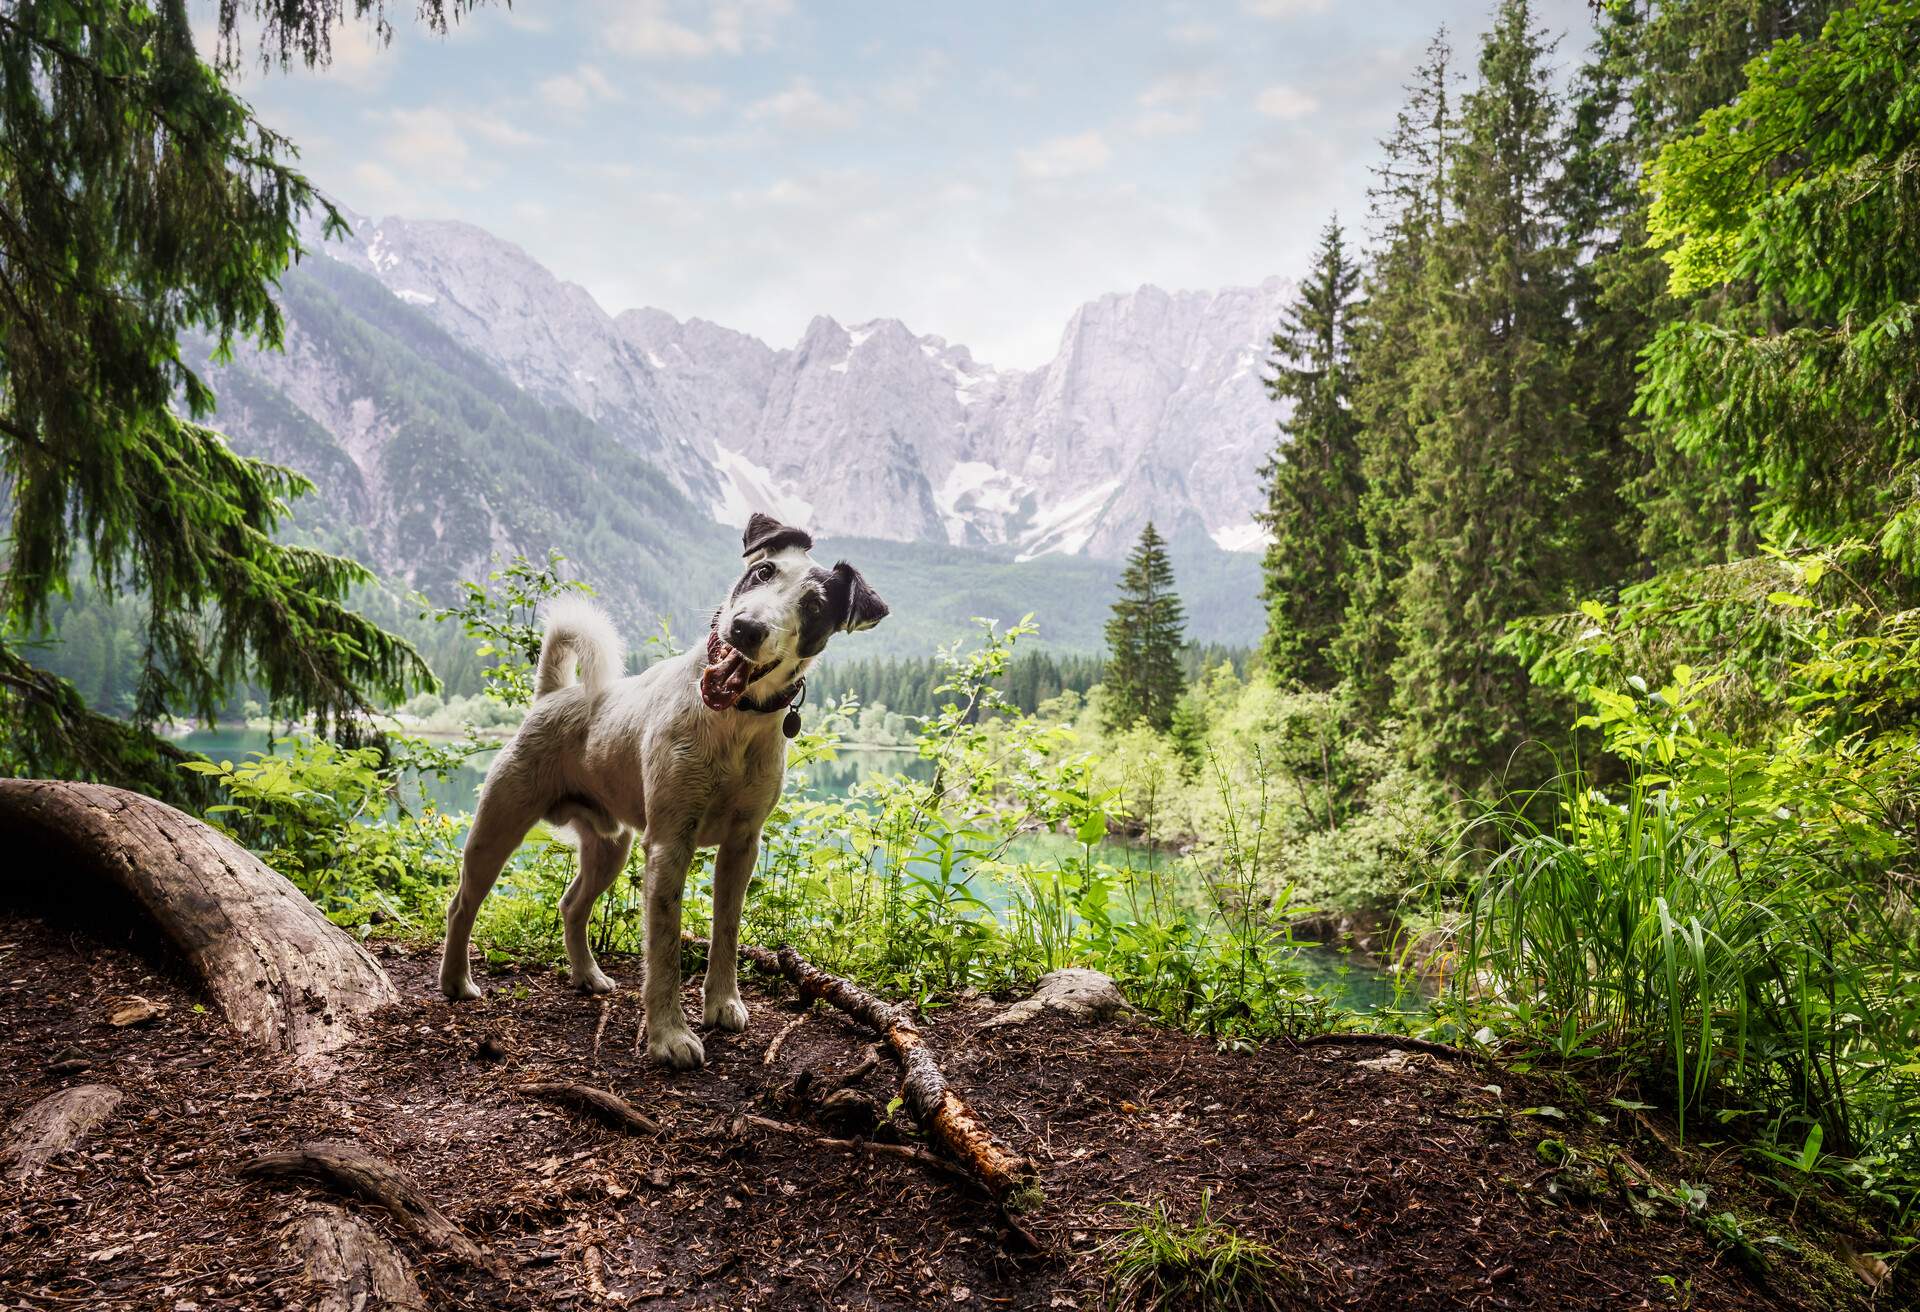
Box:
[0,910,1886,1310]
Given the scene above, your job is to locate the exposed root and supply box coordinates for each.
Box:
[2,1084,123,1181]
[239,1140,488,1267]
[282,1202,425,1311]
[733,1113,972,1188]
[520,1082,661,1135]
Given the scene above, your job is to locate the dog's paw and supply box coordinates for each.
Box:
[703,993,750,1032]
[572,966,618,995]
[648,1024,706,1070]
[440,974,483,1003]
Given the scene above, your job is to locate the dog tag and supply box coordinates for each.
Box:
[782,707,802,739]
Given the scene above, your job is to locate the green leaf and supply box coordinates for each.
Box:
[1766,591,1814,609]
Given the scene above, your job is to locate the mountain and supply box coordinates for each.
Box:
[309,211,1289,561]
[189,211,1282,658]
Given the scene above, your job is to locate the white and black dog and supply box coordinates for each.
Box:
[438,513,887,1068]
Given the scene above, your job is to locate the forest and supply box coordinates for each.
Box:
[2,0,1917,1308]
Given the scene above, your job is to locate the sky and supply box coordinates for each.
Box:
[204,0,1599,369]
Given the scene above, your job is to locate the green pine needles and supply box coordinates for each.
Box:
[1104,523,1188,733]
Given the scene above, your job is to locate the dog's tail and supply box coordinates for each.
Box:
[535,596,625,698]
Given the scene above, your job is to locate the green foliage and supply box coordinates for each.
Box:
[1102,1191,1293,1312]
[1259,218,1364,687]
[421,551,595,708]
[1642,0,1920,573]
[1389,0,1587,793]
[0,0,432,802]
[1105,523,1189,733]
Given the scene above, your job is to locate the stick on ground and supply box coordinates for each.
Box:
[519,1082,661,1134]
[739,943,1040,1212]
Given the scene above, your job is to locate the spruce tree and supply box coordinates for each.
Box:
[1258,217,1364,688]
[0,2,475,798]
[1103,523,1187,732]
[1335,30,1459,716]
[1391,0,1583,793]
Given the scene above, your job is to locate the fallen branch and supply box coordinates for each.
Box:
[762,1012,808,1066]
[2,1084,123,1181]
[239,1140,487,1267]
[734,1113,970,1187]
[740,943,1040,1212]
[519,1082,661,1134]
[590,998,612,1066]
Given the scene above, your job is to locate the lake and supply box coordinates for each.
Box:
[176,729,1402,1012]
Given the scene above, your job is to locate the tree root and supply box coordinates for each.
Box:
[733,1113,972,1187]
[519,1082,661,1134]
[2,1084,123,1181]
[282,1202,425,1311]
[0,780,397,1066]
[739,943,1041,1213]
[239,1140,488,1268]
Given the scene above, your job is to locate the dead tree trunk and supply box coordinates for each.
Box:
[740,943,1040,1212]
[0,779,398,1067]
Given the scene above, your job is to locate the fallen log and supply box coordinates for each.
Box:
[240,1140,488,1268]
[0,779,398,1066]
[2,1084,123,1181]
[519,1082,661,1134]
[283,1202,425,1311]
[739,943,1041,1212]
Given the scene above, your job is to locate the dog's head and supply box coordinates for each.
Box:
[701,513,888,711]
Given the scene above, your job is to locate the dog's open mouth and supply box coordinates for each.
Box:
[701,636,777,711]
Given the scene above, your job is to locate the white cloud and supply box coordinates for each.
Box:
[1255,85,1319,119]
[1167,22,1219,45]
[606,0,792,59]
[1241,0,1330,17]
[540,64,623,112]
[1132,109,1203,138]
[471,115,542,148]
[1137,69,1222,107]
[1016,131,1113,180]
[743,79,861,133]
[646,79,729,115]
[377,108,477,185]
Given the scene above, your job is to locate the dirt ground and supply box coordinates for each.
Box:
[0,910,1888,1310]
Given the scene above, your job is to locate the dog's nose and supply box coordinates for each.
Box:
[727,616,768,654]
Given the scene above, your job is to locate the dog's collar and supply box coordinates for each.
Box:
[703,629,806,732]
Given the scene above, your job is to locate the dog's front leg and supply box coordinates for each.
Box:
[642,833,704,1069]
[702,831,759,1033]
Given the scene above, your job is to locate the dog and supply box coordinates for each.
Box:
[437,513,887,1068]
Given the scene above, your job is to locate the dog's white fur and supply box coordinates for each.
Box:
[437,539,873,1069]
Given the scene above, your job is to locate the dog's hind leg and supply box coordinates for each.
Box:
[561,827,633,994]
[439,791,540,1001]
[701,831,758,1033]
[641,830,704,1069]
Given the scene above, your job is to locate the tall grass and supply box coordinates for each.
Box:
[1452,773,1919,1211]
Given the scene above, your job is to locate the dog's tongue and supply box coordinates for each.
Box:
[701,638,757,710]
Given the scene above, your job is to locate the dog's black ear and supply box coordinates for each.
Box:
[742,512,813,558]
[825,561,888,633]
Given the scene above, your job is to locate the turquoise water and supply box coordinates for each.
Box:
[175,729,1402,1012]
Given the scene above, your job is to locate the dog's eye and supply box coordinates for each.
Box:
[752,562,777,584]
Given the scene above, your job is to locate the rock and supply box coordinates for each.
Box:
[978,969,1137,1030]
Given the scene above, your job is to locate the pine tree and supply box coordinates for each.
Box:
[1335,29,1460,716]
[0,2,473,799]
[1103,524,1187,732]
[1258,217,1364,688]
[1391,0,1583,793]
[1641,0,1920,580]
